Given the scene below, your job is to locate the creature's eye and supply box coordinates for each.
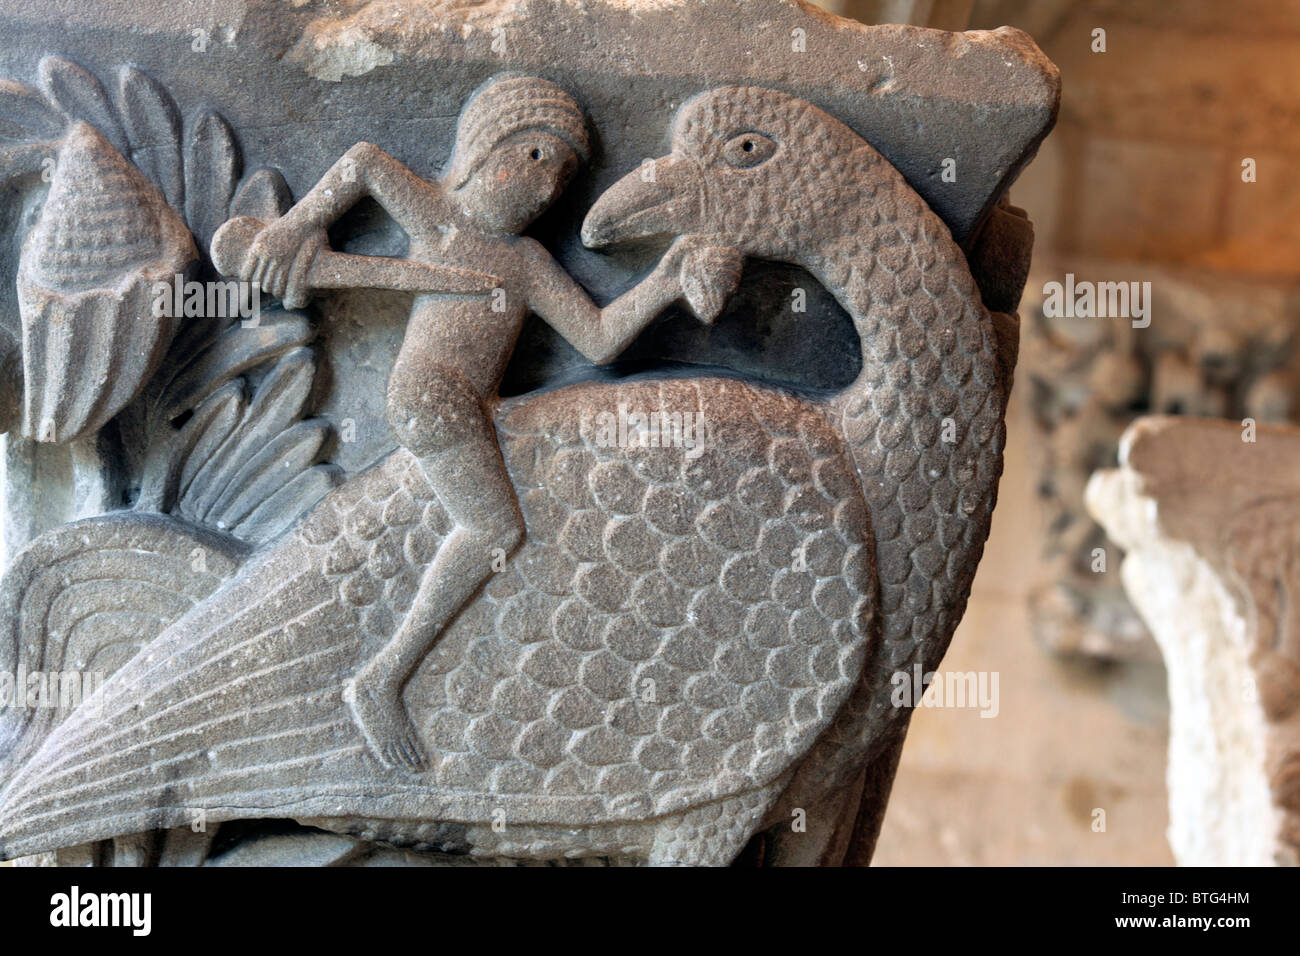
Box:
[721,132,777,169]
[528,146,546,162]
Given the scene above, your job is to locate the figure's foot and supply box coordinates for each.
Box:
[343,672,428,772]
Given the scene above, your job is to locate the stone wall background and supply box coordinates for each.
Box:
[820,0,1300,864]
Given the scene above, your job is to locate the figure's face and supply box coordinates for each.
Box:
[455,131,579,234]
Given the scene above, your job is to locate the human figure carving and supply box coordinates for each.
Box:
[234,75,739,769]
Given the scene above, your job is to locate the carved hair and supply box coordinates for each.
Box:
[446,74,590,189]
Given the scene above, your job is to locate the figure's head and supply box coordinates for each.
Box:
[446,75,589,234]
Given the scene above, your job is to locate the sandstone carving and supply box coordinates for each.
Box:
[0,0,1056,866]
[1088,416,1300,865]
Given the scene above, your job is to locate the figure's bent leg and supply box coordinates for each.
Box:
[346,364,523,771]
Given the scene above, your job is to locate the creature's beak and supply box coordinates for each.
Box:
[581,152,705,248]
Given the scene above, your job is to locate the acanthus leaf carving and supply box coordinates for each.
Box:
[117,65,184,212]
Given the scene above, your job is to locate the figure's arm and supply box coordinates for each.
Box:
[519,244,677,365]
[272,142,443,237]
[241,142,445,299]
[520,238,742,366]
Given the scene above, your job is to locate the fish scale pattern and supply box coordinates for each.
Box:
[298,376,875,816]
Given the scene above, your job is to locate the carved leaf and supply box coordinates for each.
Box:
[207,421,337,529]
[231,465,343,545]
[184,110,240,256]
[147,309,314,424]
[132,308,321,520]
[174,380,245,499]
[230,167,292,222]
[165,348,341,544]
[177,346,315,512]
[117,66,184,210]
[180,348,319,515]
[37,55,128,155]
[0,79,65,142]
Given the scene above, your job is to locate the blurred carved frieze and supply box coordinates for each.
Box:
[1088,417,1300,865]
[1024,259,1300,660]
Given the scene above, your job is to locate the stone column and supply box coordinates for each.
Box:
[1088,415,1300,865]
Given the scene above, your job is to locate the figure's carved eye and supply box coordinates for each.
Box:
[722,132,777,168]
[529,146,545,162]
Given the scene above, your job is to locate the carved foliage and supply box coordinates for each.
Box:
[1,55,339,543]
[132,311,342,546]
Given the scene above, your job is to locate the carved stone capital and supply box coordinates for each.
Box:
[0,0,1055,866]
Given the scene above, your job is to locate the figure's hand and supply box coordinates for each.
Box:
[668,236,743,325]
[240,216,327,309]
